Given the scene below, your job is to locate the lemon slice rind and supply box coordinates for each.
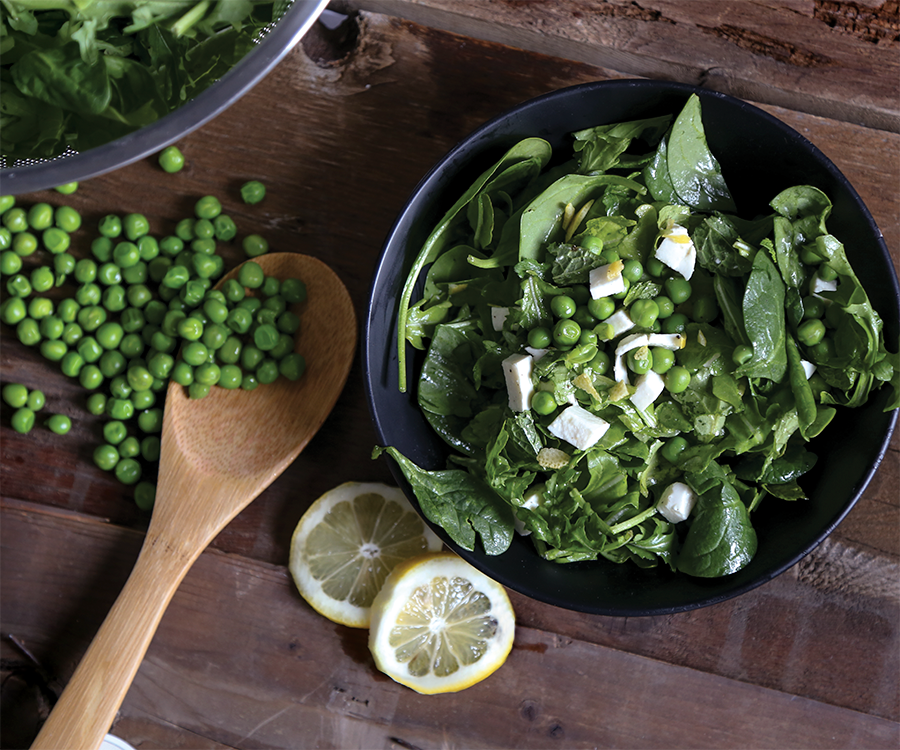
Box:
[289,481,443,628]
[368,552,516,694]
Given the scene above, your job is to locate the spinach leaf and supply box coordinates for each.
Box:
[692,214,756,276]
[571,114,671,173]
[676,479,757,577]
[735,249,788,383]
[372,447,515,555]
[662,94,737,213]
[11,44,111,115]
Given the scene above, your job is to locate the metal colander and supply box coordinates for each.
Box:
[0,0,328,195]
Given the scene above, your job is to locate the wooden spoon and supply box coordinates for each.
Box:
[31,253,357,750]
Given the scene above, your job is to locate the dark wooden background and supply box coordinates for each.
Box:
[2,2,898,747]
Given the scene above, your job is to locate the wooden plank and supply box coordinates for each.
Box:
[329,0,900,131]
[2,503,898,750]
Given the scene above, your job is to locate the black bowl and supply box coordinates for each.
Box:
[363,79,899,616]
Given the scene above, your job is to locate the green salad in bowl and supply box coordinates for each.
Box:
[366,82,898,614]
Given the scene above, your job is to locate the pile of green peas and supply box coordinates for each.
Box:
[523,237,702,418]
[0,179,307,512]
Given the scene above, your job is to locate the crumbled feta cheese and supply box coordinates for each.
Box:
[501,353,534,412]
[548,404,610,451]
[657,482,697,523]
[605,309,635,338]
[810,273,838,297]
[613,333,685,386]
[513,483,547,536]
[491,307,509,331]
[525,346,549,362]
[589,261,626,299]
[631,369,666,412]
[655,224,696,280]
[801,359,817,380]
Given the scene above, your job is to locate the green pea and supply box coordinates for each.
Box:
[280,278,306,305]
[46,414,72,435]
[134,236,158,264]
[119,333,145,359]
[241,373,260,391]
[174,218,195,242]
[242,234,269,258]
[193,363,219,386]
[108,375,132,400]
[106,397,135,421]
[2,383,29,408]
[140,436,161,462]
[622,259,643,283]
[818,264,838,282]
[654,296,675,319]
[222,278,245,303]
[660,436,688,464]
[256,308,278,328]
[28,298,53,322]
[42,227,70,254]
[54,205,81,233]
[53,252,76,281]
[123,213,150,241]
[665,366,692,394]
[16,318,41,346]
[11,407,35,434]
[77,306,107,332]
[131,389,156,411]
[70,262,95,289]
[103,420,128,445]
[191,252,217,279]
[278,353,305,381]
[39,315,64,340]
[179,279,206,308]
[161,310,186,338]
[586,350,609,375]
[226,307,253,334]
[629,299,659,329]
[801,295,825,320]
[127,365,154,392]
[143,301,167,327]
[103,283,128,311]
[171,361,194,386]
[613,276,631,300]
[112,241,140,269]
[276,310,300,335]
[31,265,55,293]
[148,351,175,379]
[664,278,692,305]
[40,340,68,362]
[99,350,127,378]
[531,390,557,416]
[96,262,120,286]
[0,195,13,214]
[28,203,54,231]
[646,257,666,279]
[190,238,216,256]
[627,347,653,375]
[1,297,26,325]
[253,323,280,351]
[122,262,148,286]
[134,481,156,510]
[79,364,104,390]
[137,408,163,433]
[120,308,145,334]
[201,323,228,351]
[550,294,576,320]
[158,145,185,173]
[24,389,44,411]
[13,231,38,257]
[177,316,204,341]
[60,351,85,378]
[86,393,107,416]
[662,313,688,335]
[216,336,242,364]
[0,228,10,252]
[94,444,120,471]
[1,249,22,275]
[600,248,620,264]
[213,214,237,241]
[587,297,615,321]
[162,265,189,290]
[98,214,122,237]
[118,436,141,459]
[54,182,78,195]
[218,364,243,390]
[188,382,210,399]
[691,295,719,324]
[798,318,826,347]
[269,334,294,361]
[256,359,279,384]
[94,322,123,350]
[7,273,31,297]
[650,348,675,374]
[75,282,101,306]
[238,261,264,289]
[3,207,28,232]
[160,235,184,257]
[240,180,266,204]
[182,341,209,366]
[553,319,581,347]
[593,322,615,342]
[115,457,142,485]
[195,196,222,220]
[240,345,264,371]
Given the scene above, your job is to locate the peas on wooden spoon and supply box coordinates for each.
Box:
[32,252,357,750]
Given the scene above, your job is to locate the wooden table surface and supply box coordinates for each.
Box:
[2,2,898,748]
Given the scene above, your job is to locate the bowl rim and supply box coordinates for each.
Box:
[363,78,899,616]
[0,0,330,196]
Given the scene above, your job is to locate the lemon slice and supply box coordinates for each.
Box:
[289,482,443,628]
[368,552,516,694]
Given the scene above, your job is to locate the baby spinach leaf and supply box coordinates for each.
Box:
[735,250,788,383]
[664,94,737,213]
[372,447,514,555]
[11,43,111,115]
[677,479,757,577]
[692,214,756,276]
[571,114,671,174]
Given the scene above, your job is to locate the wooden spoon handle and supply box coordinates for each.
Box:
[31,535,195,750]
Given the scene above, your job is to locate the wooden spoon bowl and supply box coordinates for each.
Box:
[32,253,357,750]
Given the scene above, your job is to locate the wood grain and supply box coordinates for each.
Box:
[1,6,898,748]
[330,0,900,130]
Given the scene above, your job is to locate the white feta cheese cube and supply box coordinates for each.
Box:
[525,346,549,362]
[605,309,635,338]
[801,359,817,380]
[810,273,838,297]
[655,224,696,280]
[656,482,697,523]
[502,353,534,412]
[491,307,509,331]
[589,262,626,299]
[548,405,610,451]
[631,369,666,412]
